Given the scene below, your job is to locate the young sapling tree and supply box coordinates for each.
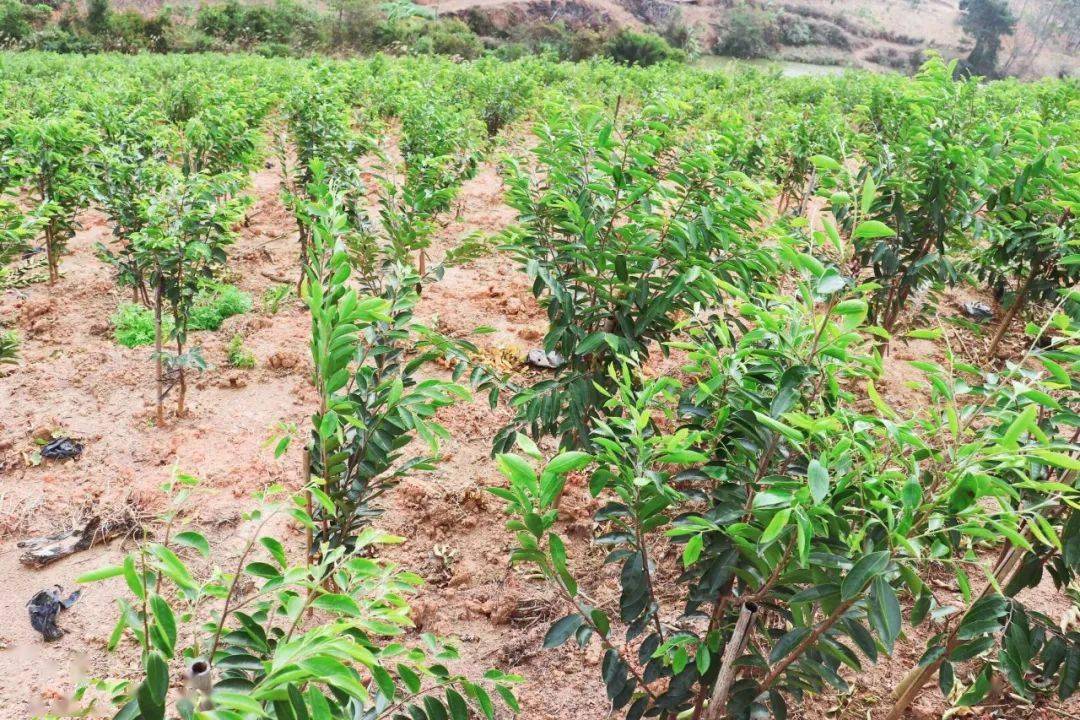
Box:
[135,171,248,424]
[13,113,95,284]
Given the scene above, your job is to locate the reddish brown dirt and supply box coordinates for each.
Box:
[0,153,1074,720]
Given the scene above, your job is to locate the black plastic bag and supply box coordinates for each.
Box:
[27,586,80,641]
[41,437,83,461]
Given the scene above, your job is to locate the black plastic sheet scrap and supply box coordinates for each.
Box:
[27,585,80,641]
[41,437,83,461]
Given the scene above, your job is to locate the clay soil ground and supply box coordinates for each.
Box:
[0,150,1075,720]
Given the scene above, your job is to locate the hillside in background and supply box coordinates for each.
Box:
[90,0,1077,77]
[413,0,1078,77]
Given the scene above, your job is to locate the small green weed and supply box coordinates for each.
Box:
[261,283,293,314]
[112,302,168,348]
[0,329,19,365]
[227,333,256,369]
[190,284,253,331]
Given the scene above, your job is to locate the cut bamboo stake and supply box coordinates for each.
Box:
[185,658,213,711]
[302,448,313,564]
[885,543,1025,720]
[154,284,164,427]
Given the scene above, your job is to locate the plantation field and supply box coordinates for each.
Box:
[0,51,1078,720]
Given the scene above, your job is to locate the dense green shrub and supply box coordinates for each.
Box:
[659,14,700,57]
[716,4,776,59]
[409,18,483,59]
[327,0,382,49]
[604,28,684,66]
[817,57,992,333]
[85,0,109,35]
[496,102,780,451]
[104,9,172,53]
[0,0,49,44]
[75,479,521,720]
[28,26,97,53]
[778,14,812,46]
[196,0,324,48]
[492,20,607,62]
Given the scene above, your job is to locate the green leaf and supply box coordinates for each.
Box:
[867,577,901,654]
[810,155,841,171]
[397,664,421,694]
[312,593,361,617]
[174,531,210,558]
[75,564,125,583]
[769,627,810,663]
[841,551,890,600]
[137,653,169,720]
[683,534,703,567]
[549,533,577,596]
[545,451,592,476]
[307,687,333,720]
[815,268,846,296]
[807,459,829,504]
[514,433,542,460]
[1032,449,1080,471]
[149,595,177,657]
[956,665,993,706]
[760,508,791,546]
[446,689,469,720]
[853,220,895,239]
[150,544,196,591]
[544,614,584,648]
[859,174,876,215]
[260,537,288,567]
[901,477,923,510]
[753,411,804,442]
[123,554,145,599]
[496,453,538,493]
[468,683,496,720]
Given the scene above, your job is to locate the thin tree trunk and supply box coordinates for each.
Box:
[796,169,816,216]
[703,603,757,720]
[154,285,164,427]
[297,226,309,296]
[987,263,1039,357]
[1001,0,1033,73]
[988,210,1071,356]
[46,223,58,284]
[759,598,857,693]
